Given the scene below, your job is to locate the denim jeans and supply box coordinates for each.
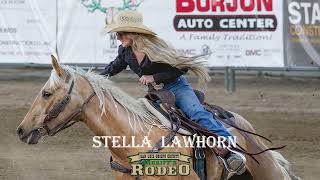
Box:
[162,76,232,138]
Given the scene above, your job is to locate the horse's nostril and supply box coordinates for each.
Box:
[17,127,24,136]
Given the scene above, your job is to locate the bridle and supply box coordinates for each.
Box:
[37,79,95,136]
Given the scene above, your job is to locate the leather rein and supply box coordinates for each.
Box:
[37,79,96,136]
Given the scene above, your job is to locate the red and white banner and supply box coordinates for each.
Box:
[0,0,284,67]
[158,0,284,67]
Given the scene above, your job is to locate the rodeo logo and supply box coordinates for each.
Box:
[128,152,191,176]
[80,0,146,48]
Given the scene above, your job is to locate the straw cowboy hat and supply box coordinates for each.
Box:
[103,10,157,36]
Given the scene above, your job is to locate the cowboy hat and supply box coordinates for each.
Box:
[103,10,157,36]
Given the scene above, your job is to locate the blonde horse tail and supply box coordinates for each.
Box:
[271,151,301,180]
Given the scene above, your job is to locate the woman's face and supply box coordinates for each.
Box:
[116,32,132,47]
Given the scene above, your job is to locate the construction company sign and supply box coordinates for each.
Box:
[0,0,56,63]
[285,1,320,67]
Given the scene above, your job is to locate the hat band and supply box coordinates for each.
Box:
[119,16,143,24]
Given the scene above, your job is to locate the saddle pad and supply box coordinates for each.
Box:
[141,98,192,135]
[141,98,235,136]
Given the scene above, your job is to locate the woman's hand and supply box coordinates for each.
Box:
[139,75,154,85]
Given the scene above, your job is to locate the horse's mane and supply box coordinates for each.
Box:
[49,66,164,134]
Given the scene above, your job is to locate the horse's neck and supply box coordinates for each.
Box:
[82,94,154,165]
[82,94,134,137]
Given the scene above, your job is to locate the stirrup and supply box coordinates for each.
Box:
[218,147,246,177]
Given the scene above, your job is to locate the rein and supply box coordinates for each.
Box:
[37,79,96,136]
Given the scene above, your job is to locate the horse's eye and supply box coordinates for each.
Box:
[42,91,52,99]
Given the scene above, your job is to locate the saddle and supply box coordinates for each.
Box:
[145,87,235,121]
[145,86,241,180]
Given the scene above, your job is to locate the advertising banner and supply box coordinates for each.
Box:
[56,0,108,64]
[0,0,284,67]
[0,0,56,63]
[285,0,320,67]
[59,0,284,67]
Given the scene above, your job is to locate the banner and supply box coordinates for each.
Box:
[0,0,284,67]
[59,0,284,67]
[56,0,108,64]
[285,0,320,67]
[128,152,191,163]
[0,0,56,63]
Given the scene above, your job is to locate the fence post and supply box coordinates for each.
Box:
[224,67,229,90]
[225,67,236,93]
[228,68,236,93]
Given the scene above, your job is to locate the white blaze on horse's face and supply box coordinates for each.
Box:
[16,55,82,144]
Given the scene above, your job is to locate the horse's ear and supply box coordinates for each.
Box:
[51,55,63,77]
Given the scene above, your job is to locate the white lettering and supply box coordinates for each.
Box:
[92,136,102,148]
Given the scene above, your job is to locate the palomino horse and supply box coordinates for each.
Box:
[17,56,300,180]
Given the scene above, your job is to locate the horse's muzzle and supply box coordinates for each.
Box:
[17,127,41,144]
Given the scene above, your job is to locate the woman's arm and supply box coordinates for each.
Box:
[100,45,128,76]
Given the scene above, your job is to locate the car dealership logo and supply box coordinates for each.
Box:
[245,49,262,56]
[201,44,212,59]
[174,0,277,32]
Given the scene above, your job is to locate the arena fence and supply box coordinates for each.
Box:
[1,63,319,93]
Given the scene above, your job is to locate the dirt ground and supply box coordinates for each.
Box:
[0,68,319,180]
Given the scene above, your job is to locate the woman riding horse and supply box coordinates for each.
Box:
[100,10,246,176]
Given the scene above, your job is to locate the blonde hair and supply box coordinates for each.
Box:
[129,33,211,88]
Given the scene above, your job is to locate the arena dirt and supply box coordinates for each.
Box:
[0,68,319,180]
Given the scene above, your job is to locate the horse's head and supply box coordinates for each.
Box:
[17,55,91,144]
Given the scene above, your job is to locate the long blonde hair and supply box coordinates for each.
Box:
[129,33,211,88]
